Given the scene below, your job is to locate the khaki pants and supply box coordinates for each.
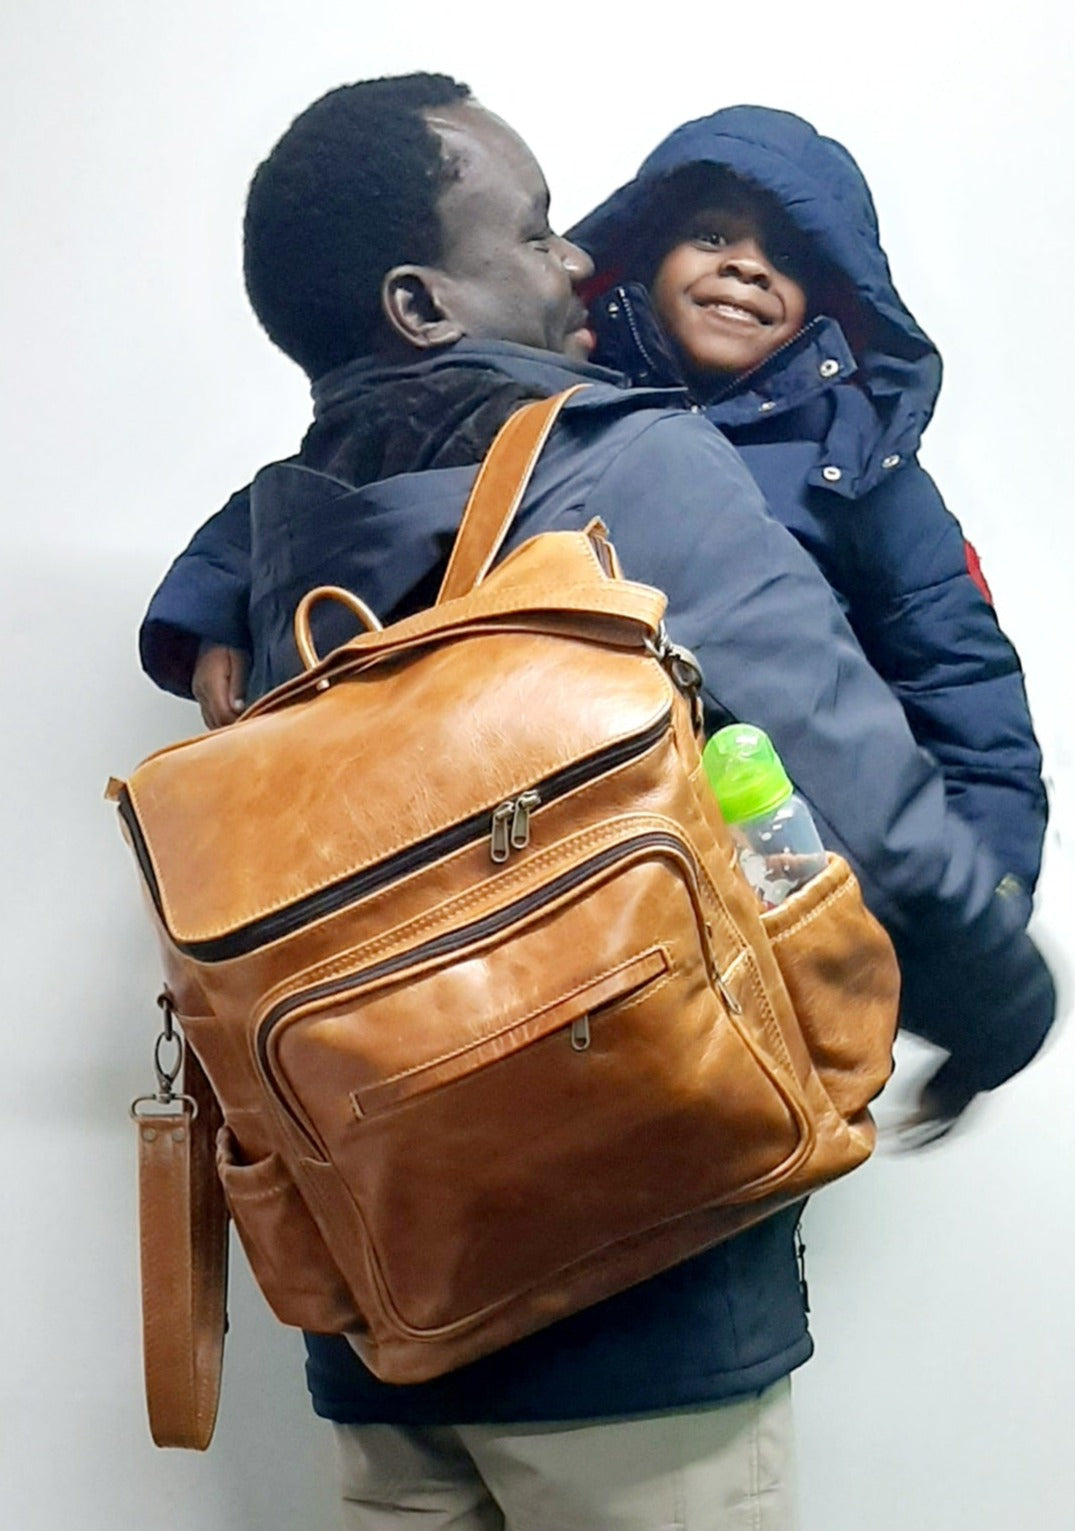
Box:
[333,1377,797,1530]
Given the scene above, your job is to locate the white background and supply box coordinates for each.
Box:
[2,2,1073,1526]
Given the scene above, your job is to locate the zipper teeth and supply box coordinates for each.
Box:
[705,314,828,405]
[117,790,165,925]
[132,710,672,964]
[613,288,826,407]
[255,828,701,1108]
[616,285,666,380]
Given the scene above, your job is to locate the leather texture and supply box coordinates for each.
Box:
[135,1044,227,1449]
[115,389,899,1433]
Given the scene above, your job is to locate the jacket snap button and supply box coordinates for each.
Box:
[759,400,777,413]
[606,301,620,316]
[819,359,840,379]
[821,465,843,483]
[882,454,901,469]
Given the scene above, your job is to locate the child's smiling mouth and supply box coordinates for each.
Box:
[702,300,771,327]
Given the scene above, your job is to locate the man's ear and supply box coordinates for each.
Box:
[381,265,464,350]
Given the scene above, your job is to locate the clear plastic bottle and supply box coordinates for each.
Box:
[702,724,828,909]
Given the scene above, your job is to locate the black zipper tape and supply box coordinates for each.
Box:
[121,709,671,963]
[255,829,704,1135]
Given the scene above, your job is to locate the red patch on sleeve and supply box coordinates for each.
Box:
[964,540,994,604]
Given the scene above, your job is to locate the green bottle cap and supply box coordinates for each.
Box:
[701,724,793,824]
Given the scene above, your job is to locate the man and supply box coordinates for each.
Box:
[141,74,1054,1528]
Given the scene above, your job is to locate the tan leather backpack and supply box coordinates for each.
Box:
[111,388,899,1448]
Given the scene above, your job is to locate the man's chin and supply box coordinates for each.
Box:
[562,327,597,362]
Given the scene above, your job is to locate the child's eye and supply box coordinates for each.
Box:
[694,230,729,250]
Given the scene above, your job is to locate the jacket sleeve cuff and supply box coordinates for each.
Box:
[139,569,252,697]
[895,911,1056,1092]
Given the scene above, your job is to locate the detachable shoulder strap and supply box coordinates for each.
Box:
[437,385,587,604]
[135,1036,228,1449]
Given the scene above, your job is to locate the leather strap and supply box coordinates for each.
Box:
[136,1041,228,1449]
[437,386,587,603]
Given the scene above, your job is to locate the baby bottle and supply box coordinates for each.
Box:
[702,724,828,909]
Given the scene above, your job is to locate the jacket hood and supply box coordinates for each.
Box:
[570,106,942,464]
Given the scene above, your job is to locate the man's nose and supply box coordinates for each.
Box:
[557,235,595,286]
[719,241,772,287]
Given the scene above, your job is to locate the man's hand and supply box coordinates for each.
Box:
[192,644,248,729]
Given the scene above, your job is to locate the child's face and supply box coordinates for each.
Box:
[649,197,809,383]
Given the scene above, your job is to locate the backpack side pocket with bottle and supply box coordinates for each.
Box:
[701,721,898,1122]
[702,724,827,909]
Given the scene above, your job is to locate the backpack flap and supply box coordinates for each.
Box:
[116,552,674,956]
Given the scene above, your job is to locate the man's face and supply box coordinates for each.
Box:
[424,103,596,360]
[649,195,809,383]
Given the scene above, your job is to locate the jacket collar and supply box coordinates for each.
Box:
[592,283,913,499]
[311,339,627,421]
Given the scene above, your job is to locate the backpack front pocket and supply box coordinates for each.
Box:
[258,831,811,1336]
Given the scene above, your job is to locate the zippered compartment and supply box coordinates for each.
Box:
[119,709,671,962]
[261,830,810,1336]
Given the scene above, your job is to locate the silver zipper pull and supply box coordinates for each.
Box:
[490,802,515,864]
[715,970,742,1016]
[511,790,541,850]
[704,920,743,1015]
[570,1014,591,1052]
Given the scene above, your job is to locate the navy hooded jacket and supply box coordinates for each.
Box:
[569,106,1047,913]
[139,339,1053,1426]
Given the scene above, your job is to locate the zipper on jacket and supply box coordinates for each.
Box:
[255,828,732,1143]
[615,285,668,382]
[119,710,672,963]
[611,287,828,409]
[705,315,829,407]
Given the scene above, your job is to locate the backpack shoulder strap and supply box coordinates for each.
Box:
[436,385,587,604]
[135,1036,228,1450]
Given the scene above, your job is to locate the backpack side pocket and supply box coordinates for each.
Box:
[216,1124,364,1333]
[761,855,899,1120]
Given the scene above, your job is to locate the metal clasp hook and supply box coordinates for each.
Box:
[645,622,705,732]
[130,989,199,1121]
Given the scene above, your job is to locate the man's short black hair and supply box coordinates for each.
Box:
[243,73,471,379]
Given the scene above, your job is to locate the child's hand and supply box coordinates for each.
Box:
[193,643,248,729]
[889,1056,980,1151]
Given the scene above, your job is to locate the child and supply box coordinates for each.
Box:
[570,104,1046,919]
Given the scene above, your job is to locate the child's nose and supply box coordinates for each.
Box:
[719,242,772,287]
